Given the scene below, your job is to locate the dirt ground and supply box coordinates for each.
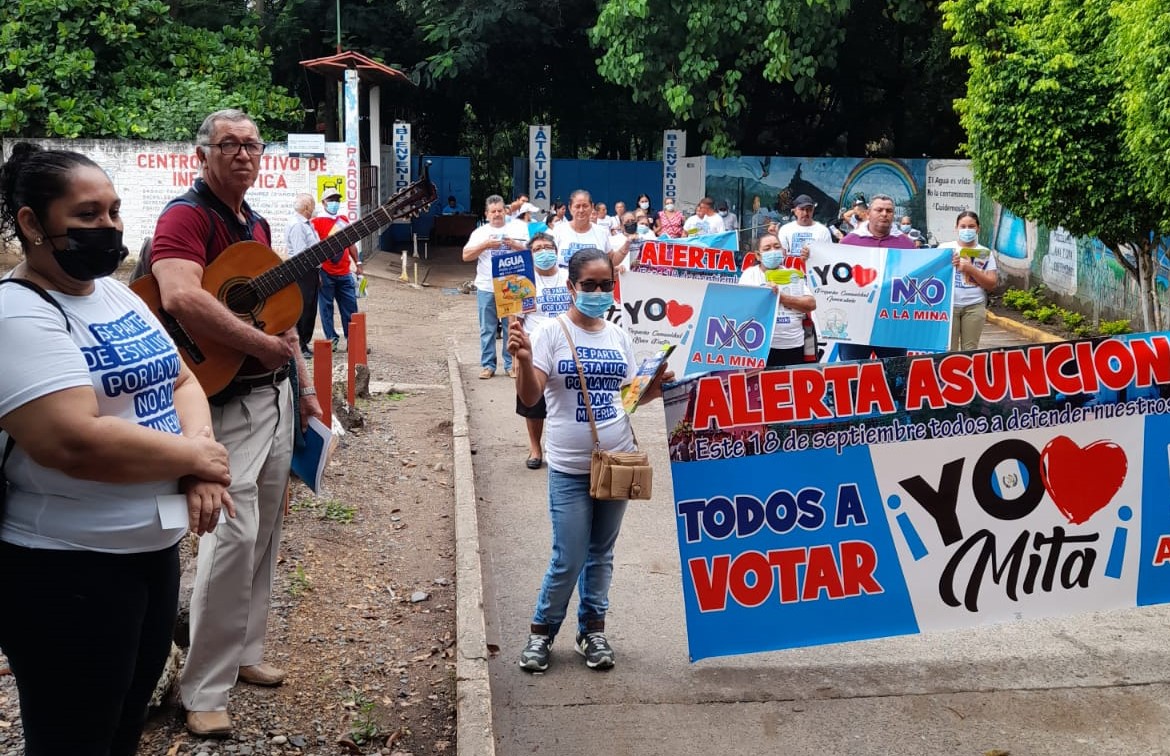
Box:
[0,247,471,756]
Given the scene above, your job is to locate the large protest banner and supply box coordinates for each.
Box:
[618,270,776,376]
[663,334,1170,661]
[633,233,741,281]
[806,242,953,354]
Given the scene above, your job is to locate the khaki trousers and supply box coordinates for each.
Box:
[180,381,293,711]
[950,301,987,351]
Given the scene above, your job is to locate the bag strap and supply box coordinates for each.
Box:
[556,315,601,449]
[0,278,72,333]
[555,315,638,450]
[0,277,73,495]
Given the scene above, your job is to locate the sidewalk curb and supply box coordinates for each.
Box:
[986,311,1062,344]
[448,352,496,756]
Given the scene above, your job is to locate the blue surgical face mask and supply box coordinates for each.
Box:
[899,224,911,233]
[760,251,784,269]
[573,290,614,319]
[636,224,649,235]
[325,200,341,215]
[533,250,559,270]
[957,228,978,244]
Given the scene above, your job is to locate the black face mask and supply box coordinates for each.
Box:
[624,221,638,234]
[46,227,129,281]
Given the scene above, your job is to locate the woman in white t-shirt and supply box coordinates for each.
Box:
[514,232,570,470]
[507,247,671,674]
[943,210,999,350]
[0,143,233,755]
[738,233,817,367]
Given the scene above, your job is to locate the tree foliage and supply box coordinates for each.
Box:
[943,0,1169,329]
[0,0,302,140]
[590,0,967,157]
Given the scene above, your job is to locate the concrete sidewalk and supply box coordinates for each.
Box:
[452,313,1170,756]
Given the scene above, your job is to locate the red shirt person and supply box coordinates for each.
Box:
[311,189,362,350]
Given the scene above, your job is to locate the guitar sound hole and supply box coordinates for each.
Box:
[223,280,260,315]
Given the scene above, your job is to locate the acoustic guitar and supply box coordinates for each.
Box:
[131,172,437,396]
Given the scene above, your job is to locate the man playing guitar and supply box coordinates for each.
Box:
[148,108,323,739]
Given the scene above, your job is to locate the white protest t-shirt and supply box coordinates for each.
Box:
[524,268,571,337]
[467,219,530,290]
[941,241,998,307]
[683,213,726,236]
[739,265,810,349]
[0,277,186,553]
[552,223,624,268]
[532,317,638,475]
[777,220,832,256]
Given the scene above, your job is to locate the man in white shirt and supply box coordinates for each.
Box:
[777,194,833,262]
[551,189,628,268]
[284,193,320,358]
[716,201,739,232]
[463,194,531,378]
[683,196,726,236]
[595,202,616,233]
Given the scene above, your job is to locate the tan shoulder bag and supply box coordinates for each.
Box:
[556,316,653,501]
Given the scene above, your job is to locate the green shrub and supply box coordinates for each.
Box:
[1032,305,1059,324]
[1003,288,1040,311]
[1072,325,1092,338]
[1098,319,1131,335]
[1061,310,1085,330]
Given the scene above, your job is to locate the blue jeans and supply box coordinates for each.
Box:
[475,288,511,372]
[318,272,358,340]
[532,469,628,638]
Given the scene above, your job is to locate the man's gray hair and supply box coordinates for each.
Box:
[869,193,895,205]
[485,194,505,208]
[196,109,256,147]
[569,189,592,205]
[293,193,314,215]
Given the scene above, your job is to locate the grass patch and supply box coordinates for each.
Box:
[345,690,381,745]
[288,563,311,596]
[290,496,357,524]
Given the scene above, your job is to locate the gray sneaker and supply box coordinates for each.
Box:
[519,634,552,672]
[575,631,615,670]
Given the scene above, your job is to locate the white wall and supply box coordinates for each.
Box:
[3,138,349,257]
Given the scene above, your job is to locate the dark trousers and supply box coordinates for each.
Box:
[837,343,908,362]
[0,541,180,756]
[766,346,806,368]
[295,267,320,351]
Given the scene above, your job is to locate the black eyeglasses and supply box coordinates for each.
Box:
[208,141,267,157]
[574,279,615,293]
[531,245,557,253]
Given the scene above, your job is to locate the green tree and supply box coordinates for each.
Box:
[590,0,966,157]
[0,0,302,140]
[944,0,1166,330]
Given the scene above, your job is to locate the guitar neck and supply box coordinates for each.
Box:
[252,205,400,298]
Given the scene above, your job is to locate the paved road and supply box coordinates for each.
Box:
[455,311,1170,756]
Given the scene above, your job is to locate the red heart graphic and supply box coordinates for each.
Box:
[852,265,878,287]
[1040,435,1128,525]
[665,300,694,327]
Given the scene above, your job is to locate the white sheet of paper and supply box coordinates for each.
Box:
[157,493,226,530]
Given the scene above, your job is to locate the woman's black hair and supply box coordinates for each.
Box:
[567,247,611,282]
[755,232,780,252]
[956,210,980,227]
[0,141,100,247]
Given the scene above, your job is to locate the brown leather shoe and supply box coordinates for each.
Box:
[186,710,232,738]
[237,663,286,687]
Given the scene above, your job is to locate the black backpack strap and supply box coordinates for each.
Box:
[166,190,218,257]
[0,277,71,520]
[0,278,72,333]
